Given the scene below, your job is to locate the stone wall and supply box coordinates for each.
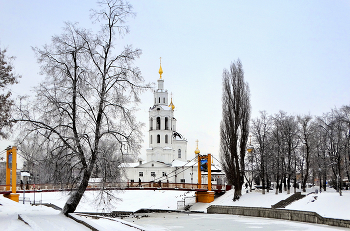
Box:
[207,205,350,228]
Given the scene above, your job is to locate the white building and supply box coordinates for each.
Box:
[122,63,198,184]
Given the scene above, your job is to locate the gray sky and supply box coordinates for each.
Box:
[1,0,349,161]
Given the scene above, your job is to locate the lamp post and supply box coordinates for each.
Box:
[337,174,342,196]
[190,172,193,189]
[33,163,36,205]
[318,168,322,193]
[247,135,254,192]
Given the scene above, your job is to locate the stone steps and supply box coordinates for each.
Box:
[271,192,305,209]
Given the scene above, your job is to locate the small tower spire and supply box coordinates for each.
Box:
[159,57,163,79]
[169,92,175,110]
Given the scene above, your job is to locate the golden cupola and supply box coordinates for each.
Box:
[169,94,175,110]
[195,140,200,154]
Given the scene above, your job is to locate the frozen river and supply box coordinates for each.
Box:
[123,212,348,231]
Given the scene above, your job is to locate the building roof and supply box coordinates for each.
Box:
[171,159,196,167]
[150,105,172,111]
[119,163,140,168]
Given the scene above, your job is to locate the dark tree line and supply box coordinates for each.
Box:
[218,59,350,198]
[249,106,350,196]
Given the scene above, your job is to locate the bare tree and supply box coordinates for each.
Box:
[340,106,350,187]
[16,132,53,184]
[0,47,20,138]
[15,0,149,215]
[297,115,315,192]
[251,111,272,194]
[250,104,350,196]
[271,111,287,194]
[220,59,251,201]
[280,114,299,194]
[313,122,329,192]
[317,108,348,196]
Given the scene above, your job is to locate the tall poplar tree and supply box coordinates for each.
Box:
[220,59,251,201]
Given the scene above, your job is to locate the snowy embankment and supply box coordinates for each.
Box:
[192,188,291,211]
[191,187,350,221]
[0,194,90,231]
[286,189,350,220]
[0,190,196,230]
[1,187,349,230]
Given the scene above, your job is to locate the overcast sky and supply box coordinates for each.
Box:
[1,0,349,161]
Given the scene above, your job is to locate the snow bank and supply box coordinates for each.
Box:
[1,187,350,230]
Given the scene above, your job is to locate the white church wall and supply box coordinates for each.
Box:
[122,164,200,184]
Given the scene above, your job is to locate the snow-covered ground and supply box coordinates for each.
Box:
[192,187,350,220]
[1,187,349,230]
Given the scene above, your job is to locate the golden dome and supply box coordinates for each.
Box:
[247,147,254,153]
[169,97,175,110]
[195,148,200,154]
[194,139,200,154]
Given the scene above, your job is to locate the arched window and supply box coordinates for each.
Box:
[156,117,161,130]
[178,149,181,158]
[150,118,153,130]
[165,134,168,144]
[155,98,156,104]
[159,97,160,103]
[150,135,152,144]
[165,117,168,130]
[157,134,160,143]
[163,97,165,103]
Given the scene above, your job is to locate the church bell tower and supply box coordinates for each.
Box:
[146,59,187,164]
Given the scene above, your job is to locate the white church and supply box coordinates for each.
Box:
[122,63,200,185]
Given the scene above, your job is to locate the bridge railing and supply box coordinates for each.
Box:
[0,182,226,192]
[128,182,225,191]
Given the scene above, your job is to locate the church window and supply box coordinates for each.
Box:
[150,135,152,144]
[139,172,143,177]
[180,179,185,183]
[157,134,160,143]
[165,134,168,143]
[162,172,166,177]
[178,149,181,158]
[156,117,160,130]
[150,118,153,130]
[163,97,165,103]
[151,172,156,177]
[159,97,160,103]
[165,117,168,130]
[131,180,134,182]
